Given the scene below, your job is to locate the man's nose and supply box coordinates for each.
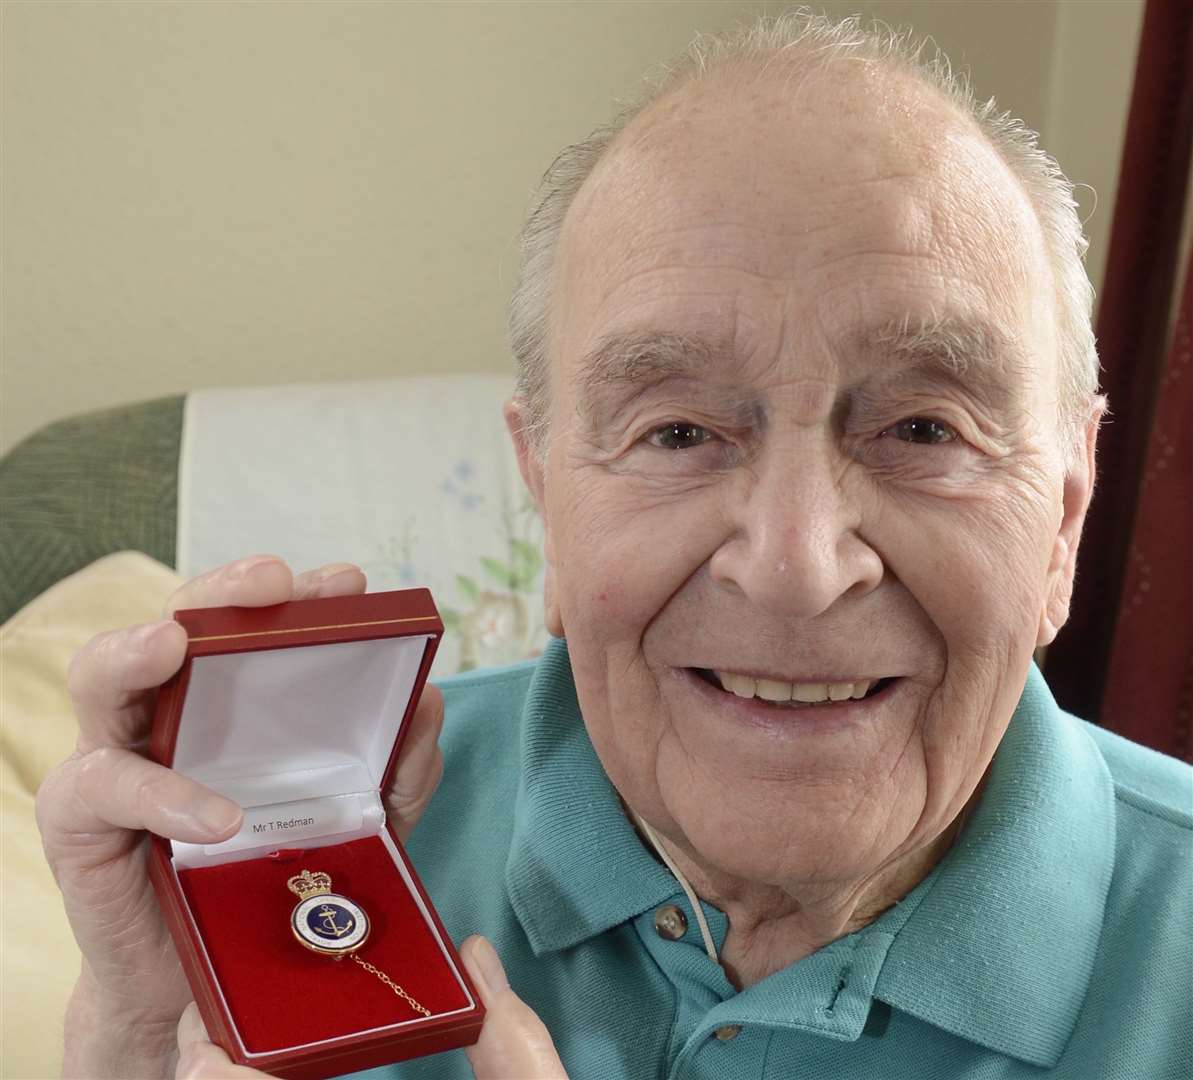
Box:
[708,451,884,618]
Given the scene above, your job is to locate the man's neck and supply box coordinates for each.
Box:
[635,804,973,989]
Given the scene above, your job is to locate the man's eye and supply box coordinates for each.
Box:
[650,422,713,450]
[881,417,958,445]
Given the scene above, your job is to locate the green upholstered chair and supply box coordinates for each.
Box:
[1,396,185,622]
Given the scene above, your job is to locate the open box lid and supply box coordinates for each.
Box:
[150,589,442,867]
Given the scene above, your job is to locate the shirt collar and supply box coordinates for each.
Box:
[873,661,1117,1067]
[504,637,678,954]
[505,641,1117,1068]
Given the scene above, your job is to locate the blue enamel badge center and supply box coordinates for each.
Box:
[287,869,370,956]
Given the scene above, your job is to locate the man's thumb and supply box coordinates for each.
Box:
[461,936,567,1079]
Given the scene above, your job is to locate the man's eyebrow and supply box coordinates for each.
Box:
[575,330,732,409]
[574,316,1029,412]
[855,314,1030,402]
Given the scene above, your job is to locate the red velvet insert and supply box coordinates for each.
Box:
[178,836,470,1053]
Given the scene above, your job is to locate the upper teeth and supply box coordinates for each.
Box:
[715,671,874,703]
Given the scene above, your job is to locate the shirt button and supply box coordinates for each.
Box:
[714,1024,742,1041]
[653,904,688,940]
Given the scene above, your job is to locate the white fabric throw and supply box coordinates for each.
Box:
[179,375,547,675]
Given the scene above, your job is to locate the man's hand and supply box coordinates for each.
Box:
[174,936,567,1079]
[36,556,446,1079]
[459,936,567,1079]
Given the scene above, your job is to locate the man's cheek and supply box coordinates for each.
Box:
[561,485,721,606]
[970,491,1060,634]
[899,500,1050,636]
[554,531,653,649]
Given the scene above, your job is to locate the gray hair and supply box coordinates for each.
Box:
[507,8,1100,470]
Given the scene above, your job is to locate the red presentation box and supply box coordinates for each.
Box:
[147,588,484,1079]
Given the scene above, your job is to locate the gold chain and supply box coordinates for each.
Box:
[351,955,432,1017]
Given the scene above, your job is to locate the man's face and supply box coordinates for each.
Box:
[516,69,1096,892]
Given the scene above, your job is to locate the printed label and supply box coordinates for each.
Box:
[251,814,316,835]
[211,795,365,854]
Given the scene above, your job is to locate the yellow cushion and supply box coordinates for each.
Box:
[0,552,182,1079]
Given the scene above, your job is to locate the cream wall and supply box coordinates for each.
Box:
[1,1,1144,455]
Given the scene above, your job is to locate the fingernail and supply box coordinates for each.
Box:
[132,621,173,653]
[190,794,242,835]
[225,554,283,582]
[469,936,508,997]
[317,562,361,581]
[176,1001,204,1052]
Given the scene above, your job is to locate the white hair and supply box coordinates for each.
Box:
[507,8,1100,471]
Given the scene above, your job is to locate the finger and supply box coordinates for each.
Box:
[291,562,368,600]
[176,1001,208,1056]
[176,1003,265,1079]
[67,619,190,753]
[39,748,241,846]
[384,683,445,841]
[461,936,567,1079]
[165,555,293,617]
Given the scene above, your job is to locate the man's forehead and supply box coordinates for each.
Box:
[552,62,1052,400]
[565,61,969,241]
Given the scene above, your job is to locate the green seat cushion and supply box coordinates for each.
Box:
[0,396,183,622]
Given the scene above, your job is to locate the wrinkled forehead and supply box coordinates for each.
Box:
[550,64,1055,396]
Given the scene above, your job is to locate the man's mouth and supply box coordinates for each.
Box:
[692,668,896,708]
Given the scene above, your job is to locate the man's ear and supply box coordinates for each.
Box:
[1037,398,1107,647]
[503,398,564,638]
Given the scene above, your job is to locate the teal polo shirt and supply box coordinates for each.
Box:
[371,637,1192,1080]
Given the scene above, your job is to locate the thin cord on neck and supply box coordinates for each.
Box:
[630,809,719,963]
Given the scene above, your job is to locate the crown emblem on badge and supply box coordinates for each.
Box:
[287,869,333,901]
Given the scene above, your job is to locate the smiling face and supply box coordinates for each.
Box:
[510,66,1098,897]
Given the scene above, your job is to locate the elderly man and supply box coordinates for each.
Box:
[36,11,1191,1080]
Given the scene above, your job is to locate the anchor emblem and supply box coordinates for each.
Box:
[312,903,355,938]
[288,870,370,956]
